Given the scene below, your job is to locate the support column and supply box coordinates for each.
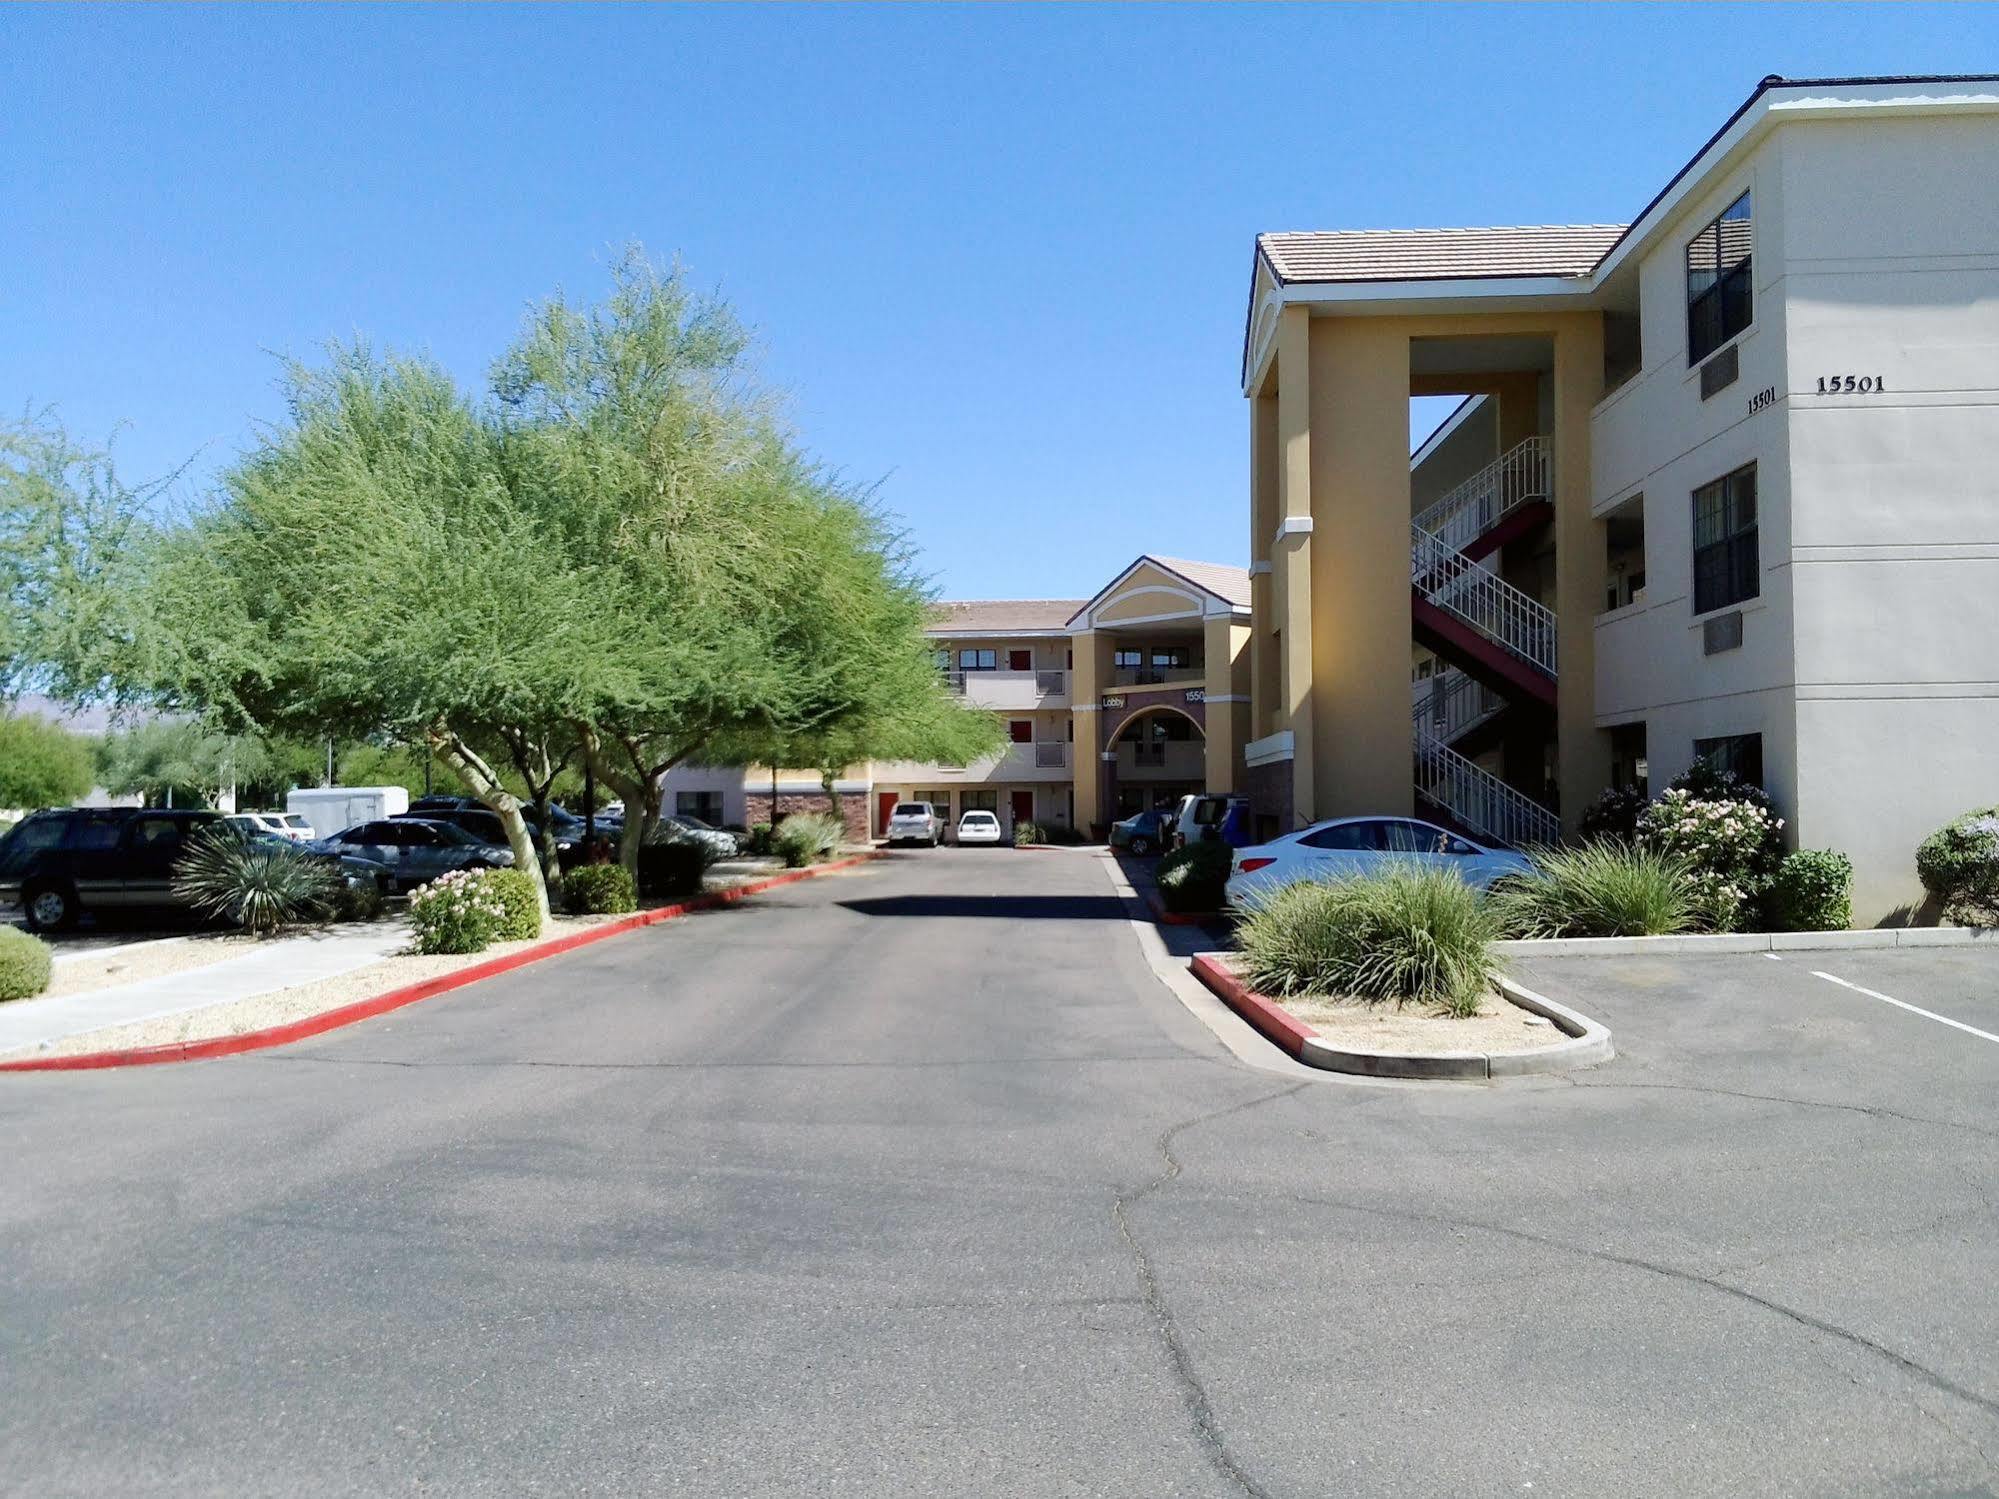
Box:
[1250,388,1280,739]
[1552,316,1608,832]
[1069,629,1113,835]
[1309,318,1413,819]
[1201,614,1246,793]
[1275,306,1316,825]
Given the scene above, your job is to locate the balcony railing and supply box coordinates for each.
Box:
[1110,666,1203,689]
[1033,741,1067,769]
[945,668,1069,707]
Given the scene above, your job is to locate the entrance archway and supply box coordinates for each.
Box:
[1100,703,1206,823]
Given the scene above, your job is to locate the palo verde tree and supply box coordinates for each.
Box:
[139,350,592,919]
[0,711,95,811]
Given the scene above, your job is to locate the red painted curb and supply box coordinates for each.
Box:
[1188,953,1319,1060]
[0,852,883,1074]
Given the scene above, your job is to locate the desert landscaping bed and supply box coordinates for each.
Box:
[1277,987,1566,1056]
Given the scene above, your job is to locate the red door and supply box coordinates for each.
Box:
[1008,649,1032,671]
[1010,791,1034,832]
[876,791,898,837]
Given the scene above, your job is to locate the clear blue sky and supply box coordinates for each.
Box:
[4,3,1993,600]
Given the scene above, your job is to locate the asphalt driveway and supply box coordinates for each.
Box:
[1,848,1995,1497]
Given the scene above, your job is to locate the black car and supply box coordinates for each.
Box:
[402,800,584,852]
[0,809,392,932]
[313,818,513,892]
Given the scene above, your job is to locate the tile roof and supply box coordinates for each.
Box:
[926,599,1087,635]
[1258,224,1627,286]
[1146,556,1252,608]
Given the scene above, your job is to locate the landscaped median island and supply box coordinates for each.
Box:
[0,848,880,1069]
[1192,865,1612,1080]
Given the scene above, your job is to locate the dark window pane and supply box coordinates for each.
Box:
[1301,822,1381,852]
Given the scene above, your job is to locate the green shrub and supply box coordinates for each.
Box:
[407,869,505,954]
[1768,848,1853,931]
[483,867,542,941]
[1488,841,1698,939]
[564,863,637,915]
[1577,784,1649,843]
[1155,839,1231,912]
[773,812,844,868]
[744,823,775,857]
[1233,865,1501,1018]
[1916,807,1999,925]
[638,838,711,898]
[328,875,385,924]
[1636,786,1786,932]
[1013,820,1047,846]
[172,828,339,935]
[0,926,54,1001]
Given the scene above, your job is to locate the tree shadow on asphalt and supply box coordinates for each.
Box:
[837,895,1134,921]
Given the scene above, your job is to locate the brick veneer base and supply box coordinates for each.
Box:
[745,791,870,844]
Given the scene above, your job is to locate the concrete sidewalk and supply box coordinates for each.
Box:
[0,922,409,1055]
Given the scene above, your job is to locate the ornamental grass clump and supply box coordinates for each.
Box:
[171,827,339,935]
[408,868,509,955]
[1233,865,1502,1018]
[773,811,844,868]
[1488,841,1698,939]
[0,926,54,1002]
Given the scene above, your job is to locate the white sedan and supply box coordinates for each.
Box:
[955,810,1004,846]
[1225,816,1533,908]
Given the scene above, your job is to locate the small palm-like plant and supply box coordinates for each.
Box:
[173,828,339,935]
[1487,840,1697,939]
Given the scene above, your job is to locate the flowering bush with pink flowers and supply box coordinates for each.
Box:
[1637,786,1786,931]
[407,868,510,954]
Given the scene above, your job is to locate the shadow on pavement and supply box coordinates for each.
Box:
[837,894,1134,921]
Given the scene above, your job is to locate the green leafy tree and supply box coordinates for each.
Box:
[96,720,274,808]
[0,712,95,810]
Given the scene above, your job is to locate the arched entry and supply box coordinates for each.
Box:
[1100,703,1207,822]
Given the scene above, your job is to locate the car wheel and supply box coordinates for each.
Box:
[23,882,77,933]
[1128,835,1154,857]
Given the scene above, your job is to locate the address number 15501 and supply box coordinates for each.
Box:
[1818,375,1884,394]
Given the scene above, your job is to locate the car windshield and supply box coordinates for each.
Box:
[961,812,996,825]
[891,805,928,817]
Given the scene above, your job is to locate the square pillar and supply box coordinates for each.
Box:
[1308,319,1413,820]
[1552,316,1608,831]
[1070,629,1112,834]
[1202,614,1248,793]
[1275,306,1316,823]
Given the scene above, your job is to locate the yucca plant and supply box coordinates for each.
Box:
[172,829,340,935]
[1487,840,1697,939]
[1234,864,1501,1017]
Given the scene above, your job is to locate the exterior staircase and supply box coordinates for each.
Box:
[1408,438,1562,847]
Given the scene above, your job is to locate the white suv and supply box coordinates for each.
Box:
[885,802,944,847]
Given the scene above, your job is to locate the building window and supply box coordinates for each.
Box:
[1008,720,1032,744]
[676,791,725,824]
[1692,464,1758,614]
[1687,190,1752,365]
[1694,733,1763,789]
[1150,647,1189,671]
[958,648,997,671]
[1112,648,1143,671]
[933,649,951,674]
[961,789,999,813]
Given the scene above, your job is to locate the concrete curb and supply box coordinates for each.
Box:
[0,853,883,1074]
[1188,952,1614,1081]
[1492,925,1995,958]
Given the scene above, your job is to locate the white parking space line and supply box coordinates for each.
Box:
[1812,970,1999,1046]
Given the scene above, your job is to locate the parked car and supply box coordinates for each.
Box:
[1174,793,1251,851]
[884,801,945,847]
[1225,816,1533,908]
[225,810,317,843]
[650,814,741,860]
[0,808,225,931]
[396,805,578,856]
[1109,808,1176,857]
[229,824,393,897]
[312,818,513,893]
[956,809,1003,847]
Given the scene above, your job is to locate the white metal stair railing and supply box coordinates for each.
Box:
[1412,667,1506,745]
[1413,725,1562,849]
[1412,435,1552,556]
[1411,523,1558,677]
